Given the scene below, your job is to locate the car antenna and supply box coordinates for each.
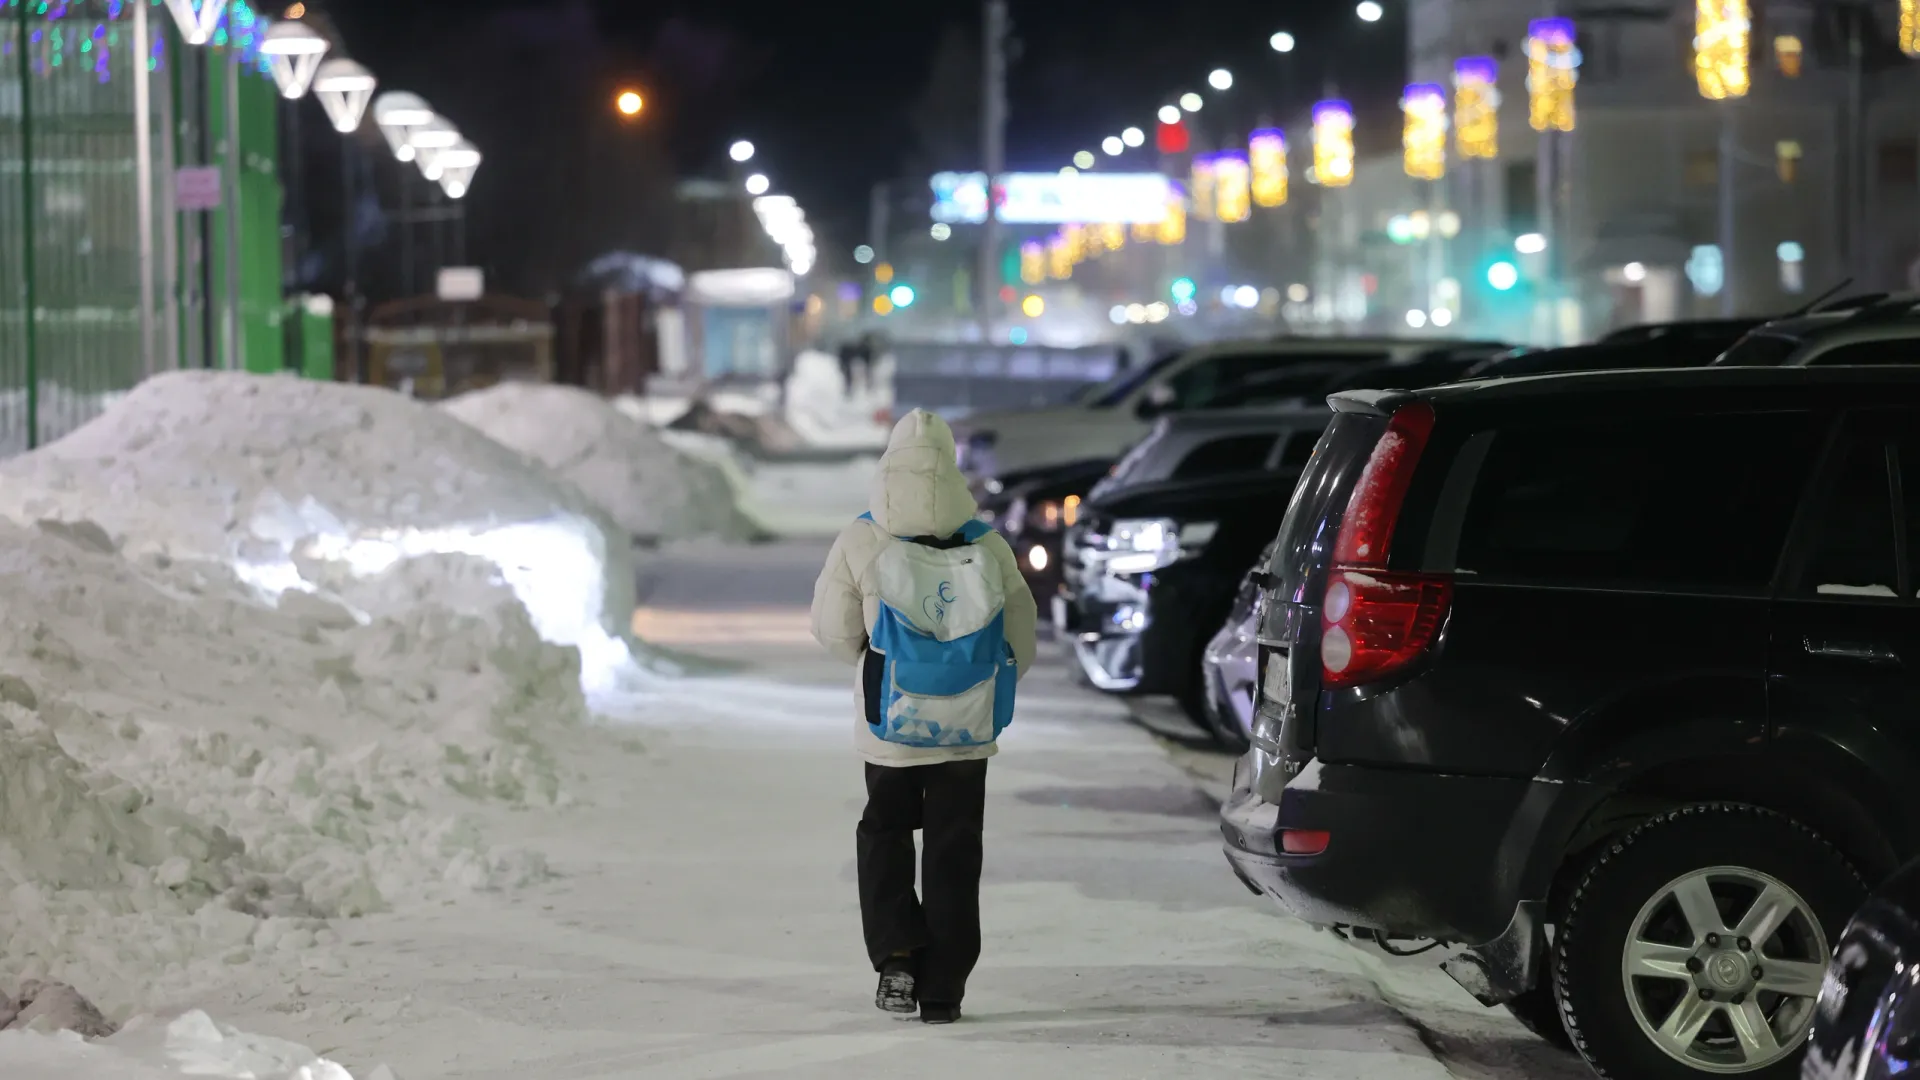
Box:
[1793,278,1852,316]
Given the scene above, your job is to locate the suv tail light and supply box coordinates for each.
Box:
[1323,403,1450,688]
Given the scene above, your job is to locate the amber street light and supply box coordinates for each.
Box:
[616,90,645,118]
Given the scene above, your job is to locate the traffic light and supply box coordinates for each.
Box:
[889,284,917,309]
[1486,260,1520,292]
[1170,277,1197,303]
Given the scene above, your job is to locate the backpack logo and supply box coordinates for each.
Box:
[923,581,957,623]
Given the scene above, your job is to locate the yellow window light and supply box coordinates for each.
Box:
[1249,128,1288,208]
[1777,139,1803,183]
[1312,101,1356,188]
[1526,19,1580,133]
[1694,0,1751,101]
[1452,57,1500,160]
[1131,221,1157,243]
[1905,0,1920,57]
[1402,83,1449,180]
[1774,35,1804,77]
[1062,494,1080,527]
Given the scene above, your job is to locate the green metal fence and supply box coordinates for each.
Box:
[0,0,283,455]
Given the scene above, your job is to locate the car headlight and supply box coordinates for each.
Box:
[1100,518,1217,574]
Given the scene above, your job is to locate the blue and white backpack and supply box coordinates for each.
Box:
[860,513,1018,748]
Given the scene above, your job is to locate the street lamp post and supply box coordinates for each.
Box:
[315,59,377,381]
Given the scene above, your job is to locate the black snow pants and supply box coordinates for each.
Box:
[857,759,988,1006]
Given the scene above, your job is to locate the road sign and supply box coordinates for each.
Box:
[175,166,222,211]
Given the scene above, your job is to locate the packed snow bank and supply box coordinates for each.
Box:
[784,349,891,450]
[0,516,576,1017]
[0,372,663,700]
[652,430,876,539]
[440,382,756,543]
[0,1010,387,1080]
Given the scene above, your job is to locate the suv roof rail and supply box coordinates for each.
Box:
[1792,279,1855,315]
[1838,292,1920,325]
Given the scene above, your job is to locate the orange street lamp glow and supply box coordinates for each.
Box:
[616,91,644,117]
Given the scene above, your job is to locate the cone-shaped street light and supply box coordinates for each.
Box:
[435,140,481,199]
[373,91,433,162]
[260,20,331,99]
[313,59,377,132]
[163,0,229,46]
[409,116,461,180]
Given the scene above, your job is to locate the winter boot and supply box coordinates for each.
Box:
[874,957,917,1014]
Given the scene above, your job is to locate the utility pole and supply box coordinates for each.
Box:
[977,0,1008,345]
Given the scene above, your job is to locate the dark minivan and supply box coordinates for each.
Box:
[1223,368,1920,1079]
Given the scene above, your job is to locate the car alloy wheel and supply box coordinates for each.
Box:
[1619,866,1828,1073]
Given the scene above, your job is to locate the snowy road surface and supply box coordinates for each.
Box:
[220,541,1585,1079]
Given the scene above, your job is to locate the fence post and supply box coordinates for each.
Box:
[16,0,36,449]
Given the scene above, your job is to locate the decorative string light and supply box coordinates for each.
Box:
[1189,154,1217,222]
[1020,241,1045,284]
[1904,0,1920,57]
[1693,0,1750,100]
[1157,188,1187,245]
[1526,18,1579,132]
[1249,128,1288,208]
[1097,222,1126,251]
[1046,234,1072,280]
[1312,100,1355,188]
[1452,57,1499,159]
[1214,150,1251,223]
[1402,82,1448,180]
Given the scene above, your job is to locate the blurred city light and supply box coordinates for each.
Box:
[873,296,894,315]
[1157,193,1187,244]
[1021,294,1046,318]
[1180,92,1204,113]
[1270,31,1296,53]
[889,285,917,308]
[1125,303,1148,324]
[313,60,378,135]
[1121,126,1146,147]
[1147,302,1171,323]
[1431,308,1455,327]
[1109,305,1129,325]
[1074,150,1096,168]
[1694,1,1752,100]
[1209,68,1234,90]
[1171,277,1197,303]
[374,93,434,162]
[1020,242,1046,284]
[1688,244,1725,295]
[1406,309,1428,328]
[729,140,755,162]
[1312,101,1356,188]
[1157,118,1191,154]
[1401,83,1448,180]
[1487,260,1520,291]
[1357,2,1384,23]
[875,262,894,284]
[853,245,875,264]
[1623,261,1648,282]
[260,21,330,100]
[1232,285,1260,308]
[1009,327,1029,345]
[1287,283,1310,302]
[1453,57,1500,159]
[1250,129,1288,208]
[1515,232,1548,254]
[1059,166,1079,178]
[1775,34,1805,76]
[1903,3,1920,56]
[1103,136,1125,156]
[1436,210,1462,238]
[616,90,644,117]
[1527,18,1580,132]
[164,0,229,44]
[1191,155,1218,222]
[1158,105,1182,125]
[744,173,770,195]
[1215,151,1252,223]
[930,223,952,241]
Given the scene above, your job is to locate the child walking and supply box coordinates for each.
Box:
[811,409,1038,1024]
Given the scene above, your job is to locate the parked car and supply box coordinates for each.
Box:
[972,457,1112,528]
[1199,541,1277,752]
[1714,294,1920,367]
[1597,317,1766,346]
[1090,409,1326,504]
[951,337,1440,481]
[999,457,1115,606]
[1803,855,1920,1080]
[1057,408,1329,724]
[1222,367,1920,1078]
[1465,326,1753,380]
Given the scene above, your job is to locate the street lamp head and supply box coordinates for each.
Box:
[436,139,482,199]
[373,92,433,162]
[313,59,377,133]
[1073,150,1096,169]
[745,173,771,195]
[616,90,644,117]
[1209,68,1233,90]
[1121,126,1146,148]
[1357,1,1384,23]
[1102,135,1124,156]
[260,19,331,98]
[1270,31,1296,53]
[729,139,755,163]
[1157,105,1181,125]
[408,116,460,178]
[163,0,229,46]
[1179,92,1203,113]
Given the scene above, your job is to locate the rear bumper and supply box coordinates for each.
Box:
[1223,754,1600,982]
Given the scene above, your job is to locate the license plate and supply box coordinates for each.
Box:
[1051,594,1068,634]
[1261,650,1291,709]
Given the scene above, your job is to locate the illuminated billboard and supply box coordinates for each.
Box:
[930,171,1176,225]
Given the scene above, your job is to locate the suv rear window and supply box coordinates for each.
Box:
[1455,411,1824,589]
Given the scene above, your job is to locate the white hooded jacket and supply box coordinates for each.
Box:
[811,409,1039,766]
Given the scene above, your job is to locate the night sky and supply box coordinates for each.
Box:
[321,0,1406,275]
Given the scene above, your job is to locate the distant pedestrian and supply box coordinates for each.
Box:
[810,409,1038,1025]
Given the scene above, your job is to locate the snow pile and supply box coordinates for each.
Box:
[441,381,756,543]
[0,516,578,1017]
[0,372,661,701]
[0,1010,387,1080]
[783,349,891,450]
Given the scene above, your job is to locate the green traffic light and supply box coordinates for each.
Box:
[1487,261,1519,291]
[1170,277,1197,303]
[889,284,917,308]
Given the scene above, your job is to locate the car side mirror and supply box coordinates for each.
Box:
[1136,383,1176,419]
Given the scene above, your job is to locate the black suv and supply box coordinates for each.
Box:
[1714,294,1920,367]
[1222,368,1920,1079]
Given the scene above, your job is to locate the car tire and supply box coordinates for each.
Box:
[1553,803,1864,1080]
[1502,981,1574,1051]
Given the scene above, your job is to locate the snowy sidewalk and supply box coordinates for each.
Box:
[215,541,1547,1079]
